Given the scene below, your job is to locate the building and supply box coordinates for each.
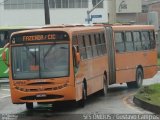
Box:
[0,0,108,26]
[142,0,160,54]
[115,0,142,24]
[114,0,160,27]
[142,0,160,13]
[146,1,160,26]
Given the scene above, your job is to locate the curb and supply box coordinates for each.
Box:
[133,96,160,114]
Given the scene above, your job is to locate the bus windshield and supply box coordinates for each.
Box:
[12,44,69,79]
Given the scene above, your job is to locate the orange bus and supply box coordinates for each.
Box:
[6,25,157,110]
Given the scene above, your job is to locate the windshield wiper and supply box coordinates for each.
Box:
[44,44,56,58]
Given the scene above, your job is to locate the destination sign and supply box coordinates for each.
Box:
[22,34,56,42]
[11,31,69,44]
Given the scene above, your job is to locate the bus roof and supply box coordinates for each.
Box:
[112,25,155,31]
[11,25,155,36]
[11,26,104,36]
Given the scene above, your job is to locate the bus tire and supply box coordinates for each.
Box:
[134,68,143,88]
[26,103,33,110]
[127,68,143,88]
[78,84,87,107]
[100,75,108,96]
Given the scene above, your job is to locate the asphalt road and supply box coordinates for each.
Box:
[0,72,160,120]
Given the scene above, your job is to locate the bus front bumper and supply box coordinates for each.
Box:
[10,85,76,104]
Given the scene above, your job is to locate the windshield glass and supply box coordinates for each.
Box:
[12,44,69,79]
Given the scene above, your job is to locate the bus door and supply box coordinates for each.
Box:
[104,27,116,84]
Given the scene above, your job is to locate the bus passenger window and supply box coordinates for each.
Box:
[78,35,87,59]
[85,35,92,59]
[95,34,102,56]
[91,34,98,57]
[115,32,125,52]
[149,31,156,49]
[133,32,142,51]
[125,32,134,51]
[101,33,107,54]
[72,36,78,45]
[141,31,150,50]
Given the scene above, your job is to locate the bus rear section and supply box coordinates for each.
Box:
[111,25,157,87]
[9,30,77,109]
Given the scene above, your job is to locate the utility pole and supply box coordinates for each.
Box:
[44,0,50,25]
[86,0,104,24]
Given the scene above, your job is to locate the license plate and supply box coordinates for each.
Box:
[36,94,47,98]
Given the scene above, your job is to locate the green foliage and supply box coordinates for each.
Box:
[135,84,160,107]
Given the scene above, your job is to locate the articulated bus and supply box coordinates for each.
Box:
[6,25,157,109]
[0,26,41,78]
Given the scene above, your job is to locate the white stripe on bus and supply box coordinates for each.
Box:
[4,68,9,74]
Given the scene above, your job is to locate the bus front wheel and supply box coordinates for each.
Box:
[26,103,33,110]
[78,84,87,107]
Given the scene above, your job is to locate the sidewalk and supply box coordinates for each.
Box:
[143,71,160,86]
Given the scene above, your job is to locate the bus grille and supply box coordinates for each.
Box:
[20,95,64,100]
[15,84,67,92]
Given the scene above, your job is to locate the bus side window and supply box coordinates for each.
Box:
[149,31,156,49]
[91,34,98,57]
[89,35,93,57]
[78,35,87,60]
[72,36,78,45]
[115,32,125,52]
[125,32,134,51]
[95,33,102,56]
[101,32,107,54]
[141,31,150,50]
[85,34,92,59]
[133,32,142,51]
